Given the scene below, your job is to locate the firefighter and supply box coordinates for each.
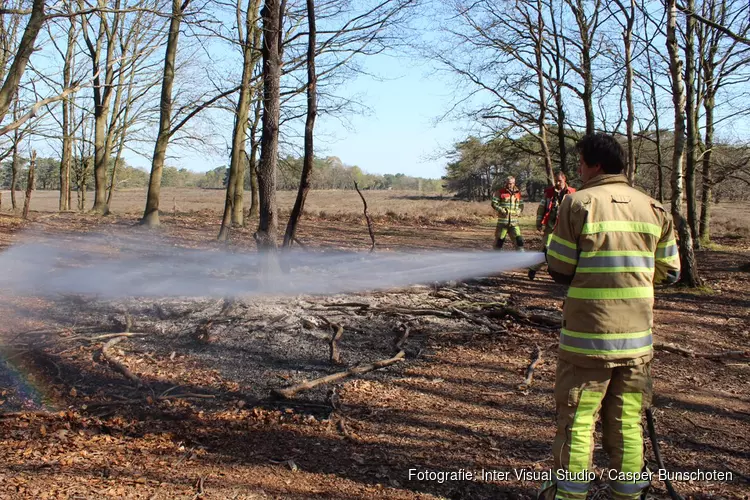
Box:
[528,171,576,280]
[538,133,680,500]
[491,175,525,251]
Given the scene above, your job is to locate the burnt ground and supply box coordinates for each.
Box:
[0,211,749,500]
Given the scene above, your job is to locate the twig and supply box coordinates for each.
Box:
[518,346,543,389]
[323,302,370,309]
[329,325,344,365]
[293,236,307,249]
[450,307,508,334]
[394,326,410,352]
[654,342,750,361]
[354,181,376,252]
[271,351,406,399]
[98,336,143,386]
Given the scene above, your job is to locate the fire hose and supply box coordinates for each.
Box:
[645,407,684,500]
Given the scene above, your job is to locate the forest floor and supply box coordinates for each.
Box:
[0,197,749,500]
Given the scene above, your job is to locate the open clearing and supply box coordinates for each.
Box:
[0,189,748,499]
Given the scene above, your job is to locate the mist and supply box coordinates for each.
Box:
[0,232,545,299]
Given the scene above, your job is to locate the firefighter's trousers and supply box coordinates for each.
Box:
[539,359,653,500]
[494,219,523,249]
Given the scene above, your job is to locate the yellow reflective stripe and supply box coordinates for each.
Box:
[548,249,578,265]
[657,239,676,248]
[576,267,654,273]
[550,234,577,249]
[568,390,602,473]
[561,329,652,340]
[581,221,661,236]
[567,287,654,299]
[621,393,644,474]
[655,254,679,263]
[579,250,653,257]
[559,345,653,356]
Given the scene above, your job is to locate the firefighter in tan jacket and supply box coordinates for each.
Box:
[539,133,680,500]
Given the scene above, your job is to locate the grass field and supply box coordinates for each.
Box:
[3,187,748,239]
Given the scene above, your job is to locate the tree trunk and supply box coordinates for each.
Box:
[620,0,636,185]
[534,0,553,185]
[247,90,261,221]
[666,0,701,287]
[283,0,317,247]
[548,1,568,175]
[0,0,44,124]
[22,150,35,219]
[59,15,76,212]
[219,0,261,240]
[142,0,189,227]
[684,0,699,247]
[255,0,284,250]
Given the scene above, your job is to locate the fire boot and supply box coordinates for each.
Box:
[494,238,505,250]
[516,235,525,252]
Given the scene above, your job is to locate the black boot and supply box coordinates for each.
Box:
[494,238,505,250]
[516,235,525,252]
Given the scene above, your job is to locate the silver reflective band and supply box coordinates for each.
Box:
[560,330,653,353]
[578,255,654,269]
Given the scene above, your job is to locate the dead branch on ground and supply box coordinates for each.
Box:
[394,325,410,352]
[329,324,344,365]
[271,351,406,399]
[654,342,750,361]
[354,181,376,252]
[518,346,543,390]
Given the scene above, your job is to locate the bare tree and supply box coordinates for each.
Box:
[283,0,317,246]
[611,0,636,184]
[142,0,190,227]
[666,0,701,287]
[218,0,262,240]
[254,0,284,249]
[0,0,45,124]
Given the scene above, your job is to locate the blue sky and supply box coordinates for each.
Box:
[124,50,469,180]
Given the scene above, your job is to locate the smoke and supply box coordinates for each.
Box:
[0,232,545,299]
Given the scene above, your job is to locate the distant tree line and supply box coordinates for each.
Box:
[1,155,442,193]
[444,131,750,203]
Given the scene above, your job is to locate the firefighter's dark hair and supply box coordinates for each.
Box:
[575,133,626,174]
[554,170,566,180]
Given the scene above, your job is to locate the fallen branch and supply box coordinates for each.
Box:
[323,302,371,309]
[99,336,143,386]
[450,307,507,334]
[329,325,344,365]
[271,351,406,399]
[484,306,562,328]
[518,346,543,390]
[354,181,376,253]
[370,306,453,318]
[394,326,410,352]
[654,342,750,361]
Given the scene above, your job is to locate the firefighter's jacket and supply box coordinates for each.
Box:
[546,174,680,368]
[536,185,576,230]
[491,187,524,225]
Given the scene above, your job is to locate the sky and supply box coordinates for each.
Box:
[122,52,467,180]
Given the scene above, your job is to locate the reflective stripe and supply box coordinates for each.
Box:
[551,234,577,249]
[567,287,653,300]
[560,330,652,355]
[559,344,653,356]
[577,254,654,271]
[621,392,644,474]
[655,244,678,260]
[582,221,661,236]
[568,390,602,473]
[657,238,676,248]
[610,479,650,496]
[548,235,578,265]
[556,480,590,494]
